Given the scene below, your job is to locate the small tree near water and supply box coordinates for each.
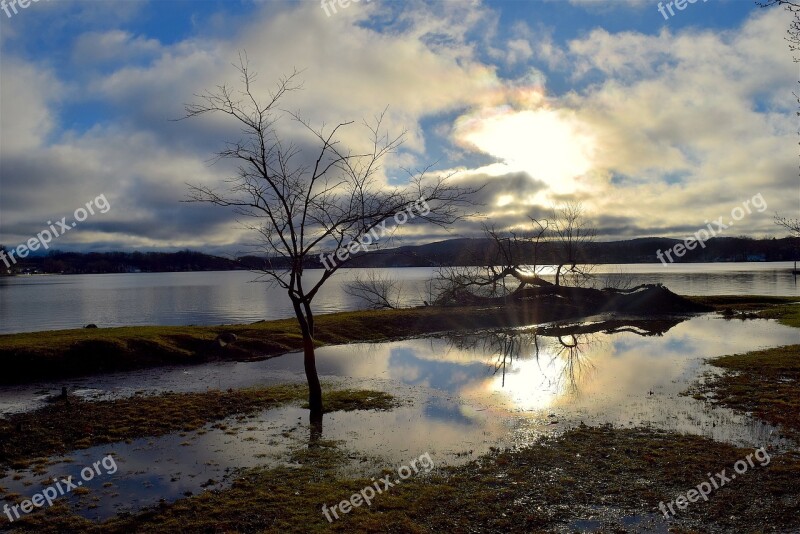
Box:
[184,58,476,423]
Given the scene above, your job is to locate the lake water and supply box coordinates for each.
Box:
[0,314,797,522]
[0,263,797,334]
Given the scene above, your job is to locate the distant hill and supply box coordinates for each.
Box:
[4,250,241,275]
[3,237,798,275]
[343,236,800,268]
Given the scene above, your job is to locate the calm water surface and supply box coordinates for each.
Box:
[0,263,797,334]
[0,314,797,523]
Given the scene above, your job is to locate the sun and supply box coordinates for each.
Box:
[454,107,596,194]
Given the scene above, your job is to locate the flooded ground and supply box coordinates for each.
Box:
[0,313,797,524]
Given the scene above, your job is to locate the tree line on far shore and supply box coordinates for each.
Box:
[1,235,798,276]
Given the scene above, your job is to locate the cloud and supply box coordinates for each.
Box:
[0,0,794,253]
[72,30,162,65]
[0,1,505,251]
[567,0,647,10]
[0,58,63,153]
[543,8,795,237]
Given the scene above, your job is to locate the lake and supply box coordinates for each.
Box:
[0,262,797,334]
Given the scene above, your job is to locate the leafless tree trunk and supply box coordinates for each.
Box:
[433,220,552,304]
[183,55,477,422]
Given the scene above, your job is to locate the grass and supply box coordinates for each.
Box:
[688,295,800,327]
[753,302,800,328]
[693,344,800,437]
[0,386,399,472]
[1,297,800,533]
[2,292,780,387]
[308,390,400,413]
[686,295,799,313]
[687,301,800,438]
[4,296,800,532]
[9,425,800,533]
[0,302,591,385]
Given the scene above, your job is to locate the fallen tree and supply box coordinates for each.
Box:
[438,283,711,316]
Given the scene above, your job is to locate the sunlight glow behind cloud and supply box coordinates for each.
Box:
[453,107,596,195]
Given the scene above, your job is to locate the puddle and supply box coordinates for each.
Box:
[566,510,670,534]
[0,313,797,523]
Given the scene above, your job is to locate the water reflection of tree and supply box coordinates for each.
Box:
[547,334,596,396]
[445,318,685,397]
[442,330,593,395]
[494,332,596,396]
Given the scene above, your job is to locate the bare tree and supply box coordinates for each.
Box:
[552,202,596,287]
[433,202,597,303]
[184,57,476,422]
[344,271,402,309]
[775,213,800,236]
[596,265,635,291]
[433,219,552,304]
[776,214,800,272]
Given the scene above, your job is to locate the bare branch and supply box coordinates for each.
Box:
[184,54,479,321]
[344,271,403,309]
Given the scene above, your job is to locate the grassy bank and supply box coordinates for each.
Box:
[696,345,800,437]
[10,425,800,533]
[0,299,612,385]
[686,301,800,439]
[0,386,398,472]
[3,293,787,386]
[686,295,798,312]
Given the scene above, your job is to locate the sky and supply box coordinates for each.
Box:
[0,0,797,255]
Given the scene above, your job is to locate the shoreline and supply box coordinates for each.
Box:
[1,297,798,532]
[0,295,794,387]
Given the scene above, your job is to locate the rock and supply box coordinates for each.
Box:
[216,332,238,347]
[84,324,98,328]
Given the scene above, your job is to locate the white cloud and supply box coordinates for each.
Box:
[0,0,794,250]
[553,8,796,235]
[0,59,63,153]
